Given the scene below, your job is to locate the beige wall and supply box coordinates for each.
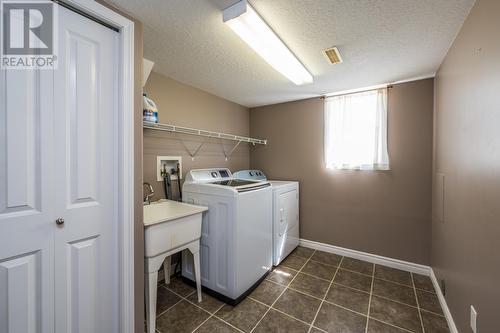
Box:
[432,0,500,331]
[143,71,250,200]
[250,79,434,264]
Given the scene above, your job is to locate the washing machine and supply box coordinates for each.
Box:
[182,168,272,304]
[233,170,299,266]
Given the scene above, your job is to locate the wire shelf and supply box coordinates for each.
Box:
[143,122,267,145]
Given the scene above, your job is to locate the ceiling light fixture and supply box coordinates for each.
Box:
[223,0,313,85]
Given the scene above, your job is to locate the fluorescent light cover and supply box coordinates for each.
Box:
[223,0,313,85]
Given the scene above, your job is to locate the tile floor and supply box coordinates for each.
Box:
[151,247,450,333]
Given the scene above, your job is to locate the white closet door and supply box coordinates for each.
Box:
[0,68,55,333]
[53,6,119,333]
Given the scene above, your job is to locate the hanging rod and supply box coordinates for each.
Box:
[143,122,267,145]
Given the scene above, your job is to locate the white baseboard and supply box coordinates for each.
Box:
[299,238,458,332]
[429,269,458,333]
[299,238,430,275]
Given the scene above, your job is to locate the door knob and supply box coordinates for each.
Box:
[55,217,65,225]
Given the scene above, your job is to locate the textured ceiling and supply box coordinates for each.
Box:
[109,0,475,107]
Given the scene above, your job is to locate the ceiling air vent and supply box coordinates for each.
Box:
[324,47,342,64]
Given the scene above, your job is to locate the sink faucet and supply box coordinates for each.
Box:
[143,182,155,205]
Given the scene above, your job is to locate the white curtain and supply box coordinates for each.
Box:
[324,88,389,170]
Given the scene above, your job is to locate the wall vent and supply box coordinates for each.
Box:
[324,47,342,64]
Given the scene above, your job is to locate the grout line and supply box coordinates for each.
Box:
[295,270,335,282]
[364,262,375,333]
[191,314,214,333]
[286,285,326,302]
[337,266,374,278]
[307,258,341,269]
[166,282,246,333]
[159,268,436,333]
[270,281,369,318]
[269,276,436,321]
[368,317,416,333]
[264,277,293,288]
[411,273,426,333]
[154,296,184,319]
[329,282,371,295]
[249,250,317,333]
[372,276,415,289]
[161,261,439,333]
[291,252,315,261]
[274,265,300,273]
[162,280,239,333]
[248,296,312,327]
[212,311,247,333]
[283,259,395,282]
[307,255,344,333]
[367,294,419,311]
[322,300,368,318]
[191,303,243,333]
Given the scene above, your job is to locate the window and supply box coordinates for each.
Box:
[324,88,389,170]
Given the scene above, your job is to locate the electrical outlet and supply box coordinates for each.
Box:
[470,305,477,333]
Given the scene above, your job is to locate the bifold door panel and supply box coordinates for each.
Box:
[0,5,119,333]
[0,61,55,333]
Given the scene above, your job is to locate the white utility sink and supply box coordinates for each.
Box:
[144,200,207,257]
[143,199,207,333]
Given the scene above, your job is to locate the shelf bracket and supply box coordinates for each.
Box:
[221,139,242,161]
[182,141,205,161]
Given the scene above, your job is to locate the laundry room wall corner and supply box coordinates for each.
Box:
[249,79,434,265]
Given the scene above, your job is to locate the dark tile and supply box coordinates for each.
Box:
[156,300,210,333]
[253,309,310,333]
[374,265,412,286]
[186,291,224,314]
[280,254,308,270]
[340,257,374,275]
[249,280,285,305]
[156,286,182,315]
[194,317,239,333]
[310,328,324,333]
[311,250,342,267]
[215,298,268,332]
[266,266,297,286]
[421,310,449,333]
[301,260,337,281]
[314,302,367,333]
[292,246,315,259]
[325,283,370,314]
[165,276,196,297]
[369,296,422,333]
[412,273,435,293]
[367,319,408,333]
[273,288,322,324]
[372,278,417,306]
[290,273,330,299]
[416,289,443,315]
[334,269,372,292]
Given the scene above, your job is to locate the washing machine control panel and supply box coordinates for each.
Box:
[186,168,232,183]
[233,170,267,181]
